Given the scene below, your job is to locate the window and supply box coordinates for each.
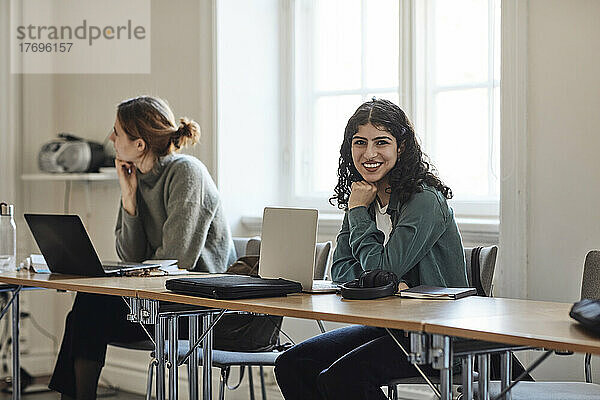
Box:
[288,0,500,217]
[414,0,500,216]
[292,0,400,209]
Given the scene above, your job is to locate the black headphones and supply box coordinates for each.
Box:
[340,269,400,300]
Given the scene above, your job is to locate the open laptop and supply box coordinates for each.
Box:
[24,214,159,277]
[258,207,338,293]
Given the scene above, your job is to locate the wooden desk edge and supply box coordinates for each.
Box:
[0,276,139,297]
[424,324,600,355]
[137,290,424,332]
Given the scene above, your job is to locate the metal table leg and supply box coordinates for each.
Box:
[462,354,473,400]
[500,351,512,400]
[431,335,452,400]
[168,316,179,400]
[202,313,214,400]
[490,350,552,400]
[11,287,20,400]
[390,330,441,399]
[155,315,166,400]
[188,315,200,400]
[478,354,490,400]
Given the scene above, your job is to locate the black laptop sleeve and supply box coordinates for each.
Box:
[165,275,303,299]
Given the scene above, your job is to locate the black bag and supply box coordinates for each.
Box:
[212,313,284,352]
[157,307,285,352]
[165,275,302,300]
[166,274,301,352]
[218,255,287,351]
[570,299,600,335]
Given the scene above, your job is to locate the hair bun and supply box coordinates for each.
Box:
[173,117,200,149]
[177,117,195,137]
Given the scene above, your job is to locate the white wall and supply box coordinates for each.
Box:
[519,0,600,381]
[216,0,281,236]
[0,0,21,207]
[20,0,215,258]
[527,0,600,303]
[15,0,220,392]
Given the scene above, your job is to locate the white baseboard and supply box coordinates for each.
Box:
[19,351,56,377]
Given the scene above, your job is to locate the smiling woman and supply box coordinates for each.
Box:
[331,99,453,214]
[274,99,468,400]
[351,126,398,177]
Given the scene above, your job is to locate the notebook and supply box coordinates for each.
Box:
[24,214,159,277]
[399,285,477,300]
[258,207,338,293]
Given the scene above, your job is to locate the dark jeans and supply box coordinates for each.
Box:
[274,325,437,400]
[49,293,150,397]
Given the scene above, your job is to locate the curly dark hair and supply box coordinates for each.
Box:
[330,98,452,210]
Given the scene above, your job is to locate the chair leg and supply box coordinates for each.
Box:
[585,353,592,383]
[259,366,267,400]
[387,384,398,400]
[219,367,229,400]
[146,359,157,400]
[248,365,256,400]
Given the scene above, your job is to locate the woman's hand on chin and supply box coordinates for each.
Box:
[115,158,138,215]
[348,181,377,210]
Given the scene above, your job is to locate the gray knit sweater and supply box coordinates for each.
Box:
[115,154,236,272]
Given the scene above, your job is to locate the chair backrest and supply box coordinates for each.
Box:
[581,250,600,300]
[232,237,332,279]
[464,245,498,297]
[580,250,600,382]
[232,237,252,259]
[314,242,332,280]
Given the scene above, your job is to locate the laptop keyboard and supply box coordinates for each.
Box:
[313,281,339,290]
[102,264,124,271]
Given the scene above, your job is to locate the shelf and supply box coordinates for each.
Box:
[21,170,117,181]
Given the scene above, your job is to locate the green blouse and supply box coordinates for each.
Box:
[331,186,468,288]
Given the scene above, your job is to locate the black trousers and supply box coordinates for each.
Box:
[48,292,281,397]
[274,325,438,400]
[48,293,151,397]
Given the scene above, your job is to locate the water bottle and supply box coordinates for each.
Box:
[0,203,16,272]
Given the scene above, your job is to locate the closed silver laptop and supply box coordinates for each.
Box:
[259,207,337,293]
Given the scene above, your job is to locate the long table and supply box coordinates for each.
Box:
[0,271,434,400]
[136,285,600,400]
[1,271,600,400]
[419,297,600,400]
[423,296,599,354]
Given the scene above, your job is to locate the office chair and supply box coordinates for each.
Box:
[385,245,498,400]
[470,250,600,399]
[209,237,331,400]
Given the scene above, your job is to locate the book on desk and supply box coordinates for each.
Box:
[399,285,477,300]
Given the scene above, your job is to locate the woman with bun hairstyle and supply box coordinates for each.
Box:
[49,96,236,400]
[274,99,467,400]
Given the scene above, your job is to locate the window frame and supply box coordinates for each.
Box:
[281,0,500,219]
[414,0,501,217]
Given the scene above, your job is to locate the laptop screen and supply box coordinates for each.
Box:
[24,214,107,276]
